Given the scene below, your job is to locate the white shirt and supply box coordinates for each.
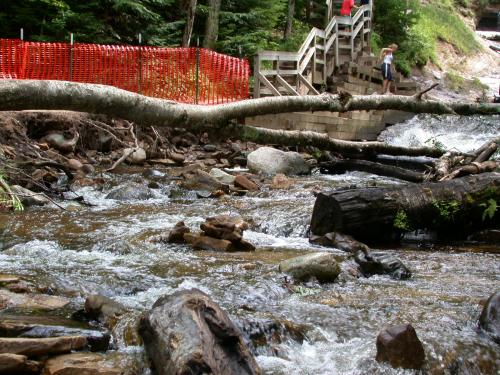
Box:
[383,53,393,65]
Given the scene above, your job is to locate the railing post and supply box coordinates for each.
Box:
[20,28,24,40]
[253,55,260,99]
[335,22,339,68]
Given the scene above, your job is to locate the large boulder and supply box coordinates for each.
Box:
[376,324,425,370]
[139,289,261,375]
[105,183,154,201]
[247,147,310,176]
[279,253,341,283]
[478,291,500,344]
[354,251,411,280]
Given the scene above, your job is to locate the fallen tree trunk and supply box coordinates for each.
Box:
[319,158,426,182]
[1,80,499,158]
[310,173,500,243]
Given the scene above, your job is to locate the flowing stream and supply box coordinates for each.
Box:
[0,114,499,374]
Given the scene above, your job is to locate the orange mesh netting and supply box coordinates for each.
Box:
[0,39,250,104]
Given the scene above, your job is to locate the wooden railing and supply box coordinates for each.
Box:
[254,2,372,98]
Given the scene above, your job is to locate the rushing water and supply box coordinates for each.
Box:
[0,115,499,374]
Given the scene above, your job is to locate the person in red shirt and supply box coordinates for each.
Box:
[340,0,355,16]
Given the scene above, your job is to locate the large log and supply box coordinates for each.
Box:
[310,173,500,242]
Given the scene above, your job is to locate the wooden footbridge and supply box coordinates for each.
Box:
[247,0,417,140]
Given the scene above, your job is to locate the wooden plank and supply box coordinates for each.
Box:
[298,73,320,95]
[276,75,299,96]
[299,47,316,74]
[260,69,298,76]
[258,73,281,96]
[258,51,298,61]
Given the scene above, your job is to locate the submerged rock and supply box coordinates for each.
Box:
[166,221,191,244]
[309,232,370,254]
[376,324,425,370]
[279,253,341,283]
[139,289,261,375]
[84,295,127,326]
[105,183,154,201]
[247,147,310,176]
[478,291,500,344]
[354,251,411,280]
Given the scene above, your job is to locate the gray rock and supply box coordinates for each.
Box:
[9,185,50,207]
[247,147,310,176]
[355,251,411,280]
[139,289,261,375]
[181,170,229,193]
[84,295,127,325]
[479,291,500,344]
[279,252,341,283]
[105,183,154,201]
[209,168,236,185]
[125,148,147,165]
[203,144,217,152]
[376,324,425,369]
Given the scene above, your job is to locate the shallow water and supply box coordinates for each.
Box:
[0,115,499,374]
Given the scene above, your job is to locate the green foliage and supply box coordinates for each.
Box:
[0,172,24,212]
[479,199,498,221]
[424,135,447,152]
[394,209,412,232]
[432,200,461,222]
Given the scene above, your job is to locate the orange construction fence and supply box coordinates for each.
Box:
[0,38,250,104]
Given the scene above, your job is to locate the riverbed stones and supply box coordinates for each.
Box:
[67,158,83,171]
[105,183,154,201]
[42,352,137,375]
[0,353,40,374]
[192,235,233,252]
[478,291,500,344]
[84,295,127,325]
[209,168,235,185]
[309,232,370,254]
[139,288,261,375]
[279,253,341,283]
[181,169,230,193]
[166,221,191,243]
[9,185,50,206]
[0,336,87,357]
[375,324,425,369]
[198,216,255,252]
[124,147,147,165]
[354,251,411,280]
[247,147,310,176]
[0,290,70,310]
[234,175,259,191]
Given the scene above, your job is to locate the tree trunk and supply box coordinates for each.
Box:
[285,0,296,39]
[0,80,499,158]
[203,0,222,49]
[182,0,198,47]
[310,173,500,243]
[319,158,425,182]
[306,0,312,22]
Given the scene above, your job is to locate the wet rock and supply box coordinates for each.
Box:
[203,144,217,152]
[279,253,341,283]
[230,239,256,252]
[309,232,370,254]
[45,133,78,153]
[270,174,292,189]
[81,164,95,175]
[233,156,247,166]
[236,317,307,355]
[166,221,191,244]
[0,290,70,310]
[125,147,147,165]
[468,229,500,244]
[181,170,230,193]
[198,216,255,252]
[192,235,233,252]
[478,291,500,344]
[0,317,110,352]
[10,185,50,206]
[375,324,425,370]
[67,159,83,171]
[84,295,127,325]
[105,183,154,201]
[209,168,235,185]
[235,175,259,191]
[0,353,40,374]
[42,352,138,375]
[139,288,261,375]
[169,152,186,164]
[0,336,87,357]
[354,251,411,280]
[247,147,310,176]
[142,169,165,179]
[443,358,482,375]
